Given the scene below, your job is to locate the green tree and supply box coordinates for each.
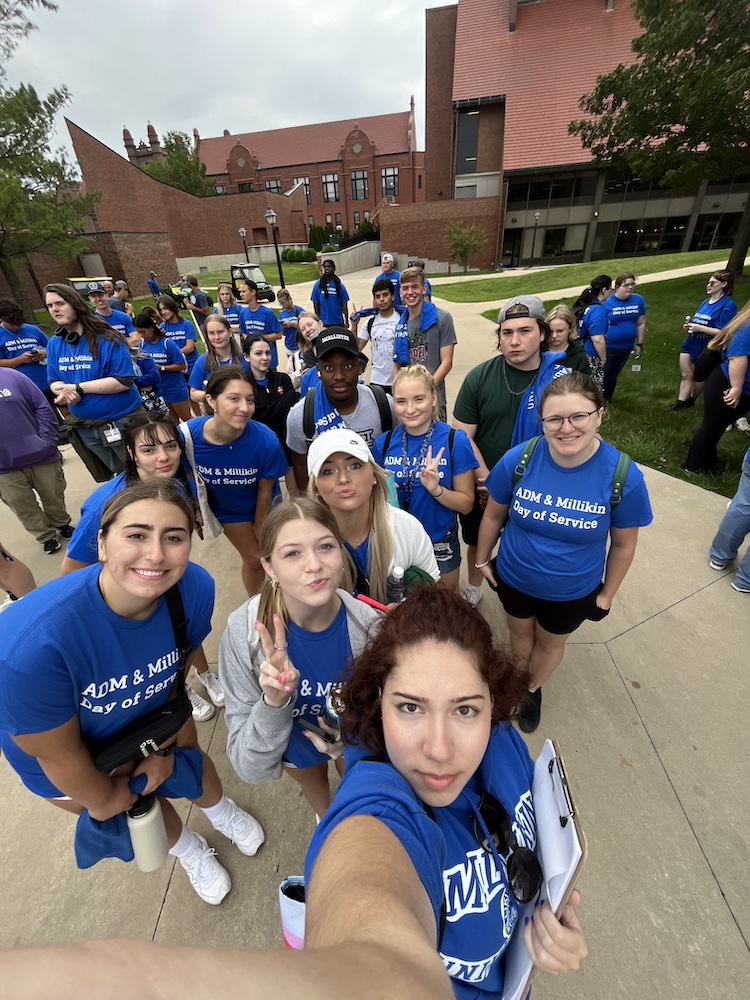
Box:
[0,0,57,72]
[444,221,487,273]
[570,0,750,275]
[143,132,214,197]
[0,83,100,319]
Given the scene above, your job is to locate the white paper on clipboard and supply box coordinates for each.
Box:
[502,739,586,1000]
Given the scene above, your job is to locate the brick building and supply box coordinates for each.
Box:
[125,102,425,238]
[381,0,748,269]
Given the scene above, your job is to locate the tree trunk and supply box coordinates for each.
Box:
[0,253,37,322]
[727,191,750,278]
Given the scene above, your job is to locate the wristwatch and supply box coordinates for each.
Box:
[74,383,84,396]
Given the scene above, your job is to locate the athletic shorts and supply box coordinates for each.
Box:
[433,522,461,575]
[459,486,485,547]
[491,563,609,635]
[680,335,711,364]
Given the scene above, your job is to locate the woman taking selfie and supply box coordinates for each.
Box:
[220,497,380,819]
[306,428,439,603]
[180,367,288,597]
[372,364,476,591]
[0,480,264,906]
[475,372,652,732]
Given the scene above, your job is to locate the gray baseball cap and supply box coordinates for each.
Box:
[498,295,545,325]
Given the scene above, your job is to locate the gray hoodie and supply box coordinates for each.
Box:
[219,590,381,785]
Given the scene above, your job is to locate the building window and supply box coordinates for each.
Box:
[308,215,315,229]
[322,173,339,203]
[456,109,480,175]
[381,167,399,199]
[214,185,227,195]
[364,211,370,221]
[238,182,253,193]
[335,213,342,229]
[265,179,282,194]
[351,170,369,201]
[325,214,332,226]
[353,211,360,228]
[293,176,311,204]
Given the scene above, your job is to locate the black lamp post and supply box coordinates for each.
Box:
[238,226,249,263]
[264,207,285,288]
[527,210,542,269]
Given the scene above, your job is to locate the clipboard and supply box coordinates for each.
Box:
[502,739,587,1000]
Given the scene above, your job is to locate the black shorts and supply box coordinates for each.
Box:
[459,486,485,546]
[491,565,609,635]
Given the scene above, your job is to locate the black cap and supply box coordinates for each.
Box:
[85,281,106,295]
[315,326,367,363]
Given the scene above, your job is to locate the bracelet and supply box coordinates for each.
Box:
[474,560,491,569]
[262,692,293,709]
[435,486,444,498]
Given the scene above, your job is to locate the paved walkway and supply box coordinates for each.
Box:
[0,263,748,996]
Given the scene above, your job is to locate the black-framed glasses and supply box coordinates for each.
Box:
[472,791,543,904]
[540,409,600,431]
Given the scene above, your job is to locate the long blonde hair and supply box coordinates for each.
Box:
[204,315,244,372]
[256,498,353,633]
[545,303,579,341]
[307,463,394,605]
[392,364,440,421]
[214,284,237,317]
[708,298,750,352]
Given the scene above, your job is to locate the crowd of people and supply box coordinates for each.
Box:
[1,254,748,998]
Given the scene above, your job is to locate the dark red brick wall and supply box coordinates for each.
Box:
[380,197,500,271]
[0,253,84,311]
[425,5,458,203]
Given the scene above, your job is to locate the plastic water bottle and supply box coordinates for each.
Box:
[127,793,169,872]
[386,566,406,604]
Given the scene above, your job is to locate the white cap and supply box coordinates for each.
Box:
[307,428,372,479]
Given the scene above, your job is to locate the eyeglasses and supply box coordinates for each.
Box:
[540,409,600,431]
[472,791,543,904]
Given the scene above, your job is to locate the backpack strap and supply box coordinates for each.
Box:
[365,314,376,337]
[303,390,315,445]
[447,427,455,459]
[371,383,393,433]
[382,426,395,456]
[512,436,540,486]
[610,451,631,507]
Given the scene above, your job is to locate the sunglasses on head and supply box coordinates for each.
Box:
[472,791,543,905]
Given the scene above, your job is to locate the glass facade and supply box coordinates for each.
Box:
[381,167,399,198]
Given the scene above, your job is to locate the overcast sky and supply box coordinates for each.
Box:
[6,0,453,166]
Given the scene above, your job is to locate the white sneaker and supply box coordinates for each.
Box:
[215,797,265,857]
[735,417,750,433]
[179,834,231,905]
[199,669,225,708]
[462,583,483,607]
[187,684,215,722]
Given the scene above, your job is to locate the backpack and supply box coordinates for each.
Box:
[303,383,393,446]
[511,436,631,507]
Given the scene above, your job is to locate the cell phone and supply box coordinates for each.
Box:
[294,716,339,744]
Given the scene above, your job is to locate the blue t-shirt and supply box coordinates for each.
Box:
[689,296,738,340]
[486,439,653,600]
[603,294,646,350]
[213,304,243,329]
[344,537,370,580]
[238,305,283,369]
[374,270,401,306]
[579,303,609,358]
[138,338,188,402]
[162,319,198,373]
[299,366,319,397]
[97,310,135,340]
[284,603,352,769]
[372,424,478,543]
[0,562,214,797]
[0,324,49,391]
[722,324,750,395]
[306,725,535,999]
[311,280,350,326]
[187,353,250,393]
[280,305,305,352]
[182,416,287,523]
[46,335,143,420]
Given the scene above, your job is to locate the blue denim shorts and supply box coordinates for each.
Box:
[433,522,461,574]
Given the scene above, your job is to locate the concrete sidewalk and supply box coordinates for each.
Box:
[1,283,748,996]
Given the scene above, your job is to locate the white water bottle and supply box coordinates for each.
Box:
[127,794,169,872]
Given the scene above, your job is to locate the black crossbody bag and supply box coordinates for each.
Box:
[85,586,194,773]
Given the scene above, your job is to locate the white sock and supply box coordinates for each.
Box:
[201,795,230,828]
[169,825,203,862]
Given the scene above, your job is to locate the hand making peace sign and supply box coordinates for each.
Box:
[420,445,445,498]
[255,613,301,708]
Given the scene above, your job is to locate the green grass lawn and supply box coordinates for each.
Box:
[431,249,743,303]
[481,273,750,498]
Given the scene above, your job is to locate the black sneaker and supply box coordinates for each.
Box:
[57,523,74,540]
[518,688,542,733]
[43,537,62,554]
[671,399,695,412]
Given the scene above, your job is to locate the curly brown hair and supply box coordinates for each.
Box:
[339,588,528,755]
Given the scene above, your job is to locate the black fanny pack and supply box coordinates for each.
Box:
[85,586,194,773]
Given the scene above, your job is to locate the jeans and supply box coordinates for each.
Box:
[709,453,750,589]
[77,407,145,475]
[602,347,633,402]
